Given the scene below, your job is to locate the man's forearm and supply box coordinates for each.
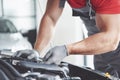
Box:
[34,15,56,52]
[67,32,120,55]
[67,14,120,55]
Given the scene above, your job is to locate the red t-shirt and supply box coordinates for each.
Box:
[67,0,120,14]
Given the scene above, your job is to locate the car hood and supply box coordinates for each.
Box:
[0,33,24,49]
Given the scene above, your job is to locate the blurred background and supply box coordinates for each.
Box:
[0,0,94,69]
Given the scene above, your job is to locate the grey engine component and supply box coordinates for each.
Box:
[0,50,119,80]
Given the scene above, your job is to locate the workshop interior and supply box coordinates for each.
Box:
[0,0,119,80]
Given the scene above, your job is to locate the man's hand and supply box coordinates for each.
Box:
[14,49,40,61]
[43,45,68,65]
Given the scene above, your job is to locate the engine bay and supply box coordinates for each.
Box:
[0,50,119,80]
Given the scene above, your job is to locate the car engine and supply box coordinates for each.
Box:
[0,50,119,80]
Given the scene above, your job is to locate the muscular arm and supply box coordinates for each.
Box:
[34,0,63,52]
[67,14,120,55]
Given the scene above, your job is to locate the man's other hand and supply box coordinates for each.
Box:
[14,49,40,61]
[43,45,68,65]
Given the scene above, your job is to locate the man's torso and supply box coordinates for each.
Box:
[65,0,120,76]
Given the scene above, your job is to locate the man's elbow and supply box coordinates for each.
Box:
[108,38,119,52]
[110,43,118,51]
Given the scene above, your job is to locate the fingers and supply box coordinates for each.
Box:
[15,50,30,57]
[14,49,40,60]
[45,58,54,64]
[14,51,22,57]
[44,57,60,65]
[28,53,36,59]
[43,50,53,61]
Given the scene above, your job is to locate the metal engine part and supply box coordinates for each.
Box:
[0,50,119,80]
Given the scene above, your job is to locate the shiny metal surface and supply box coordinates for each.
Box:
[0,18,32,52]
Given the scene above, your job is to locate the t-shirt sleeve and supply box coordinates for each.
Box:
[67,0,86,8]
[92,0,120,14]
